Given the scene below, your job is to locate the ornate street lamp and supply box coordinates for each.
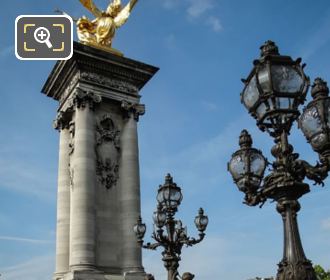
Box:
[134,174,208,280]
[299,78,330,158]
[229,40,330,280]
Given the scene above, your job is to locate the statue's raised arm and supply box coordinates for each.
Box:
[79,0,102,18]
[114,0,138,28]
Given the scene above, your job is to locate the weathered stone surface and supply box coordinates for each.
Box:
[43,42,158,280]
[42,41,158,111]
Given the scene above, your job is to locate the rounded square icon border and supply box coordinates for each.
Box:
[15,15,73,61]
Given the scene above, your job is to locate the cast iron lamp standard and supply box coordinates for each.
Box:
[134,174,208,280]
[228,41,330,280]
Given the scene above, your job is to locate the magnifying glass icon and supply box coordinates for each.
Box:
[34,27,53,49]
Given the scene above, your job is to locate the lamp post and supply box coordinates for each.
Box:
[228,40,330,280]
[134,174,208,280]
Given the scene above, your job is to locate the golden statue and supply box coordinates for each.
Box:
[77,0,138,55]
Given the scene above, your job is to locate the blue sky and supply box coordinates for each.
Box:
[1,0,330,279]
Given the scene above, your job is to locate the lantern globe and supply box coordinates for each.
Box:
[299,78,330,156]
[156,174,183,211]
[228,130,266,192]
[194,208,209,232]
[241,40,309,135]
[153,205,167,228]
[134,217,146,240]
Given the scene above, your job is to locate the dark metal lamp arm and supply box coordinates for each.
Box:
[143,241,162,250]
[294,159,329,186]
[182,232,206,247]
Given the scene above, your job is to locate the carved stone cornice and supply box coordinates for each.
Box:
[71,89,102,110]
[121,100,145,121]
[42,42,159,103]
[53,111,71,131]
[80,72,139,95]
[59,72,80,105]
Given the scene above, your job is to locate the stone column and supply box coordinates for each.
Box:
[53,112,71,278]
[42,42,159,279]
[69,90,102,270]
[120,101,145,275]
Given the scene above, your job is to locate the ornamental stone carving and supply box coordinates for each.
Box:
[72,89,102,110]
[121,100,145,121]
[69,164,74,189]
[69,121,75,188]
[80,72,139,95]
[96,114,120,148]
[59,73,80,104]
[69,121,75,155]
[95,114,120,189]
[53,111,70,131]
[96,159,119,190]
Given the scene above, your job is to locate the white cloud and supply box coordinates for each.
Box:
[187,0,213,18]
[162,0,180,9]
[0,157,56,201]
[201,100,218,111]
[159,0,223,32]
[144,235,228,279]
[0,255,54,280]
[143,234,276,280]
[206,15,223,32]
[0,235,53,244]
[141,114,260,195]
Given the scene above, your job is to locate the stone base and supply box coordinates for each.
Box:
[123,271,146,280]
[63,270,106,280]
[54,271,146,280]
[53,272,65,280]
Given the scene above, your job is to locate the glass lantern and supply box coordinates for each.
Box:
[156,174,183,211]
[299,78,330,156]
[194,208,209,232]
[228,130,266,192]
[153,205,167,228]
[134,216,146,241]
[241,40,309,134]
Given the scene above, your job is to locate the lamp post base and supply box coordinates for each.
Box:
[163,253,180,280]
[276,200,317,280]
[277,259,316,280]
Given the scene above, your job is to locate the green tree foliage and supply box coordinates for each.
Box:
[314,265,330,280]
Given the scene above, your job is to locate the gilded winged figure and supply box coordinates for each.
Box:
[77,0,138,54]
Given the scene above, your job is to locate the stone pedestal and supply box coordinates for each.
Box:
[42,42,158,280]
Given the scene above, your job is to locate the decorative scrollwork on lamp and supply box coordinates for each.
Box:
[134,174,208,280]
[228,40,330,280]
